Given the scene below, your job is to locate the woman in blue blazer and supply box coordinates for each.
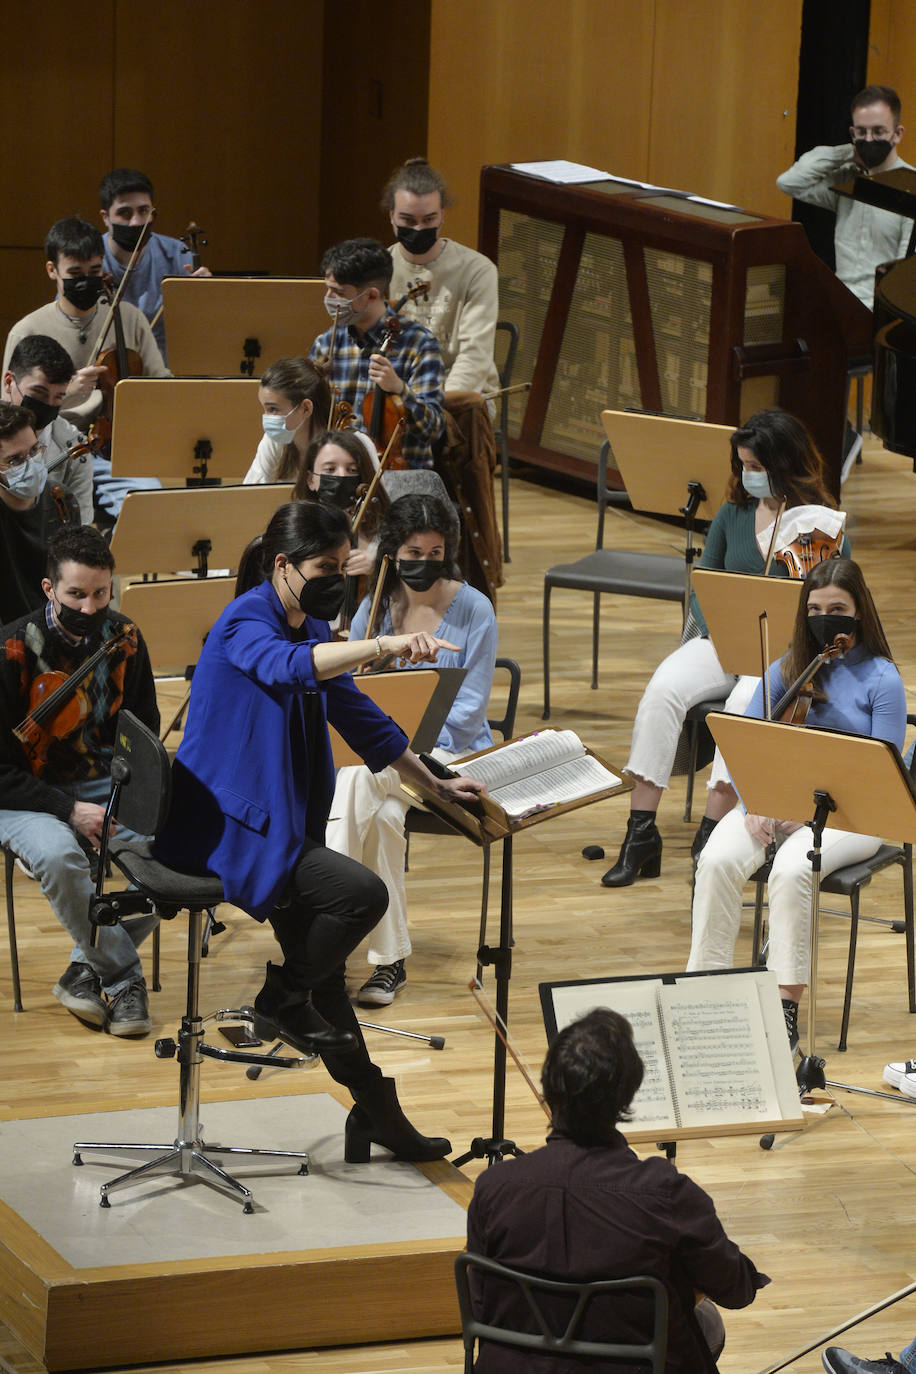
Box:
[156,500,483,1161]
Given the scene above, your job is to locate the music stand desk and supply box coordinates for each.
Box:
[692,570,803,675]
[329,669,464,767]
[162,277,327,376]
[601,409,732,522]
[111,379,260,482]
[110,484,292,576]
[120,577,236,677]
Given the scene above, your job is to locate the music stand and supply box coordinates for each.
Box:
[329,668,465,767]
[111,379,260,484]
[161,277,328,377]
[601,409,733,618]
[110,484,292,577]
[120,578,235,677]
[708,712,916,1105]
[691,570,802,674]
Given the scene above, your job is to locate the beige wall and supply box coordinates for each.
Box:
[427,0,803,247]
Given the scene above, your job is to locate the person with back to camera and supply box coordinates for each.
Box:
[601,408,846,889]
[466,1007,769,1372]
[153,499,487,1162]
[326,493,497,1007]
[687,558,905,1052]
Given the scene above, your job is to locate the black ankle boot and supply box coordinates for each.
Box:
[601,811,662,887]
[782,998,800,1053]
[344,1076,451,1163]
[691,816,718,861]
[251,962,356,1055]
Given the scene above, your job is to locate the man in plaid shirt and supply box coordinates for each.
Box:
[310,238,445,469]
[0,526,159,1036]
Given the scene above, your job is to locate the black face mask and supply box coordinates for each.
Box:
[396,224,439,255]
[316,473,361,510]
[854,137,894,170]
[61,275,107,311]
[397,558,447,592]
[18,392,59,432]
[288,567,347,620]
[110,222,147,251]
[808,613,858,650]
[55,599,108,639]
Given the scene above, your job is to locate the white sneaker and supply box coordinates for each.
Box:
[883,1059,916,1096]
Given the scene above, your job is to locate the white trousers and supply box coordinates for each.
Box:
[707,674,758,790]
[325,749,456,966]
[687,807,882,985]
[626,638,737,789]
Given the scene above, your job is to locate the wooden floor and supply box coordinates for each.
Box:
[3,439,916,1374]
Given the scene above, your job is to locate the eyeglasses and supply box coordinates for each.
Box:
[852,125,896,139]
[0,445,42,469]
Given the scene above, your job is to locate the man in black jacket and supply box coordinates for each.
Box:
[467,1008,769,1372]
[0,526,159,1034]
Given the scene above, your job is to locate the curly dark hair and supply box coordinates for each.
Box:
[47,526,115,582]
[320,238,393,293]
[542,1008,644,1145]
[370,493,461,610]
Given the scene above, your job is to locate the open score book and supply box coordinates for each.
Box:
[450,729,622,820]
[541,969,804,1140]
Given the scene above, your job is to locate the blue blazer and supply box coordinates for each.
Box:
[155,580,407,919]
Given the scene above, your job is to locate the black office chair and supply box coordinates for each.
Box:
[748,714,916,1051]
[405,658,521,957]
[493,320,520,562]
[542,440,686,719]
[455,1252,668,1374]
[3,842,161,1013]
[71,710,315,1213]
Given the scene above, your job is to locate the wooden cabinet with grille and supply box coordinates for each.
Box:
[479,165,872,496]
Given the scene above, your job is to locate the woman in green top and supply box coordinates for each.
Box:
[602,408,840,888]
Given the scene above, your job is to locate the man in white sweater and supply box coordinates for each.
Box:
[777,84,912,310]
[383,158,500,398]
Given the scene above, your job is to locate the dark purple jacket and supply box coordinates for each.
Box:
[466,1131,768,1373]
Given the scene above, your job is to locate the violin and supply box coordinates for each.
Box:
[774,528,843,579]
[13,626,133,773]
[770,632,853,725]
[363,315,408,469]
[148,220,208,334]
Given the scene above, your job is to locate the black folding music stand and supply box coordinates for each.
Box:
[709,713,916,1108]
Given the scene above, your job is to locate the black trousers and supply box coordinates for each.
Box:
[267,838,389,1089]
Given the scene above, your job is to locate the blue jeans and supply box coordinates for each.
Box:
[901,1336,916,1371]
[0,776,157,994]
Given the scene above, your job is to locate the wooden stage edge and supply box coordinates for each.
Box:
[0,1158,472,1372]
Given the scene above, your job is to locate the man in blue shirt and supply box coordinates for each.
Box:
[99,168,211,363]
[310,238,445,470]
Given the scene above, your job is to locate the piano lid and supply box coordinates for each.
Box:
[834,165,916,220]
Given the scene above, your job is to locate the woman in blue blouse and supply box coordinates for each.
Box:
[687,559,906,1048]
[327,494,498,1007]
[155,500,484,1162]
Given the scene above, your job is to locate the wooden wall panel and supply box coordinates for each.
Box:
[647,0,803,218]
[111,1,323,277]
[427,0,804,246]
[867,0,916,122]
[427,1,656,247]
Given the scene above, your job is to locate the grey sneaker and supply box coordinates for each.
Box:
[53,962,108,1027]
[823,1350,907,1374]
[357,960,406,1007]
[108,979,152,1037]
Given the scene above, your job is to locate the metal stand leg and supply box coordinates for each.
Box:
[73,909,312,1213]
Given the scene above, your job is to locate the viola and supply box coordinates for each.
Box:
[774,528,843,579]
[14,626,133,773]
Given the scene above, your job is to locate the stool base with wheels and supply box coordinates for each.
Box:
[73,904,316,1213]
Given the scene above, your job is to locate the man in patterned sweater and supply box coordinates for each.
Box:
[0,526,159,1034]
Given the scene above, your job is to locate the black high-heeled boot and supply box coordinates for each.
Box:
[691,816,718,861]
[601,811,662,887]
[344,1075,451,1163]
[251,962,356,1055]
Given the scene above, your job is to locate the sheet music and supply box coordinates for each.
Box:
[659,978,781,1127]
[452,731,619,818]
[510,159,613,183]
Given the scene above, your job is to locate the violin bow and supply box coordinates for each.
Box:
[469,978,551,1118]
[351,418,405,537]
[92,216,156,361]
[359,555,391,659]
[762,495,788,576]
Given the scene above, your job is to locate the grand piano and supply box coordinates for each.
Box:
[479,164,874,497]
